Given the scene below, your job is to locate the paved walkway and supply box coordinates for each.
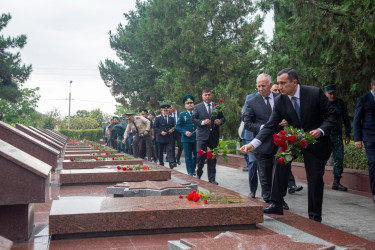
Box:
[173,158,375,242]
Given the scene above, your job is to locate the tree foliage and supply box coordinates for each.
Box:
[100,0,266,138]
[0,13,32,102]
[259,0,375,113]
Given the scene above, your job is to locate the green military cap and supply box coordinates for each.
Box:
[324,84,336,93]
[119,117,124,120]
[160,104,171,109]
[139,108,148,115]
[182,94,194,104]
[112,116,119,122]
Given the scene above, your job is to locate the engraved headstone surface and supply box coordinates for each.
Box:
[15,124,62,151]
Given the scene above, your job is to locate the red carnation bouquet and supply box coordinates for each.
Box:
[197,141,228,162]
[274,126,317,165]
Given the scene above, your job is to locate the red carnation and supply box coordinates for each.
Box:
[204,199,208,204]
[300,140,307,147]
[122,167,126,171]
[213,103,217,106]
[273,138,281,146]
[193,193,200,202]
[288,136,297,144]
[273,133,279,139]
[187,193,194,201]
[192,190,197,194]
[279,130,285,135]
[129,167,133,171]
[277,157,285,165]
[137,134,140,137]
[112,157,115,160]
[106,152,109,155]
[70,158,74,162]
[206,151,213,159]
[114,139,117,142]
[143,165,148,170]
[92,153,95,155]
[280,135,287,142]
[117,166,121,170]
[219,99,223,103]
[95,157,98,161]
[123,158,127,160]
[179,195,183,199]
[280,141,287,149]
[198,149,205,156]
[280,146,287,152]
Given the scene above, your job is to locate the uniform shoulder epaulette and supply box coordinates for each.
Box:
[135,117,140,119]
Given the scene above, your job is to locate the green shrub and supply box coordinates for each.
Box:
[59,129,102,141]
[221,139,238,154]
[344,143,368,170]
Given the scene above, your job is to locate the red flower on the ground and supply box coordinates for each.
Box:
[288,135,297,144]
[204,199,208,204]
[70,158,74,162]
[112,157,115,160]
[300,140,307,147]
[277,157,285,165]
[92,153,95,155]
[105,152,109,155]
[187,193,194,201]
[123,158,127,160]
[198,149,205,156]
[206,151,213,159]
[179,195,183,199]
[129,167,133,171]
[279,130,285,135]
[193,193,200,202]
[219,99,223,103]
[117,166,121,170]
[143,165,148,170]
[94,157,98,161]
[192,190,197,194]
[122,167,127,171]
[213,103,217,106]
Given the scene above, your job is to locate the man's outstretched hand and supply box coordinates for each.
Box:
[240,143,254,153]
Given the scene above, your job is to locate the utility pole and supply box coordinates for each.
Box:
[68,80,72,129]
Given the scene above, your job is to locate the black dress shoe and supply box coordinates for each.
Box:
[177,160,181,165]
[210,180,219,185]
[242,167,249,172]
[248,192,255,198]
[282,201,289,210]
[288,185,303,194]
[263,203,283,215]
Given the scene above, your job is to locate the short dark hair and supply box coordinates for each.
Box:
[277,68,299,84]
[202,89,212,94]
[371,76,375,84]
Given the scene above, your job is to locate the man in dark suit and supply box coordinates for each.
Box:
[192,89,225,185]
[153,104,177,169]
[244,73,288,206]
[241,68,336,222]
[353,77,375,203]
[170,104,183,165]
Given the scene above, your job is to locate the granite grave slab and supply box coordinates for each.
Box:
[49,195,263,238]
[0,139,52,241]
[0,121,59,168]
[168,232,335,250]
[36,128,66,144]
[107,180,198,197]
[29,126,65,147]
[59,166,171,185]
[63,153,126,160]
[15,124,63,151]
[62,158,143,169]
[0,235,13,250]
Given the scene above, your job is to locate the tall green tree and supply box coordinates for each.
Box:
[259,0,375,112]
[0,13,32,102]
[99,1,161,110]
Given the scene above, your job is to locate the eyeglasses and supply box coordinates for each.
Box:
[186,102,194,104]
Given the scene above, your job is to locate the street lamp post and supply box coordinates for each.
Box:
[68,80,72,129]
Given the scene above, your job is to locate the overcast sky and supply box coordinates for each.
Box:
[1,0,273,118]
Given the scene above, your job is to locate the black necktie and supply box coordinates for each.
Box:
[292,96,301,122]
[266,97,272,113]
[208,103,211,116]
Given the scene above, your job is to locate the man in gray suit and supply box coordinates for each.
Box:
[192,89,225,185]
[244,74,288,207]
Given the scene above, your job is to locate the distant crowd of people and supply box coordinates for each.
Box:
[103,68,375,223]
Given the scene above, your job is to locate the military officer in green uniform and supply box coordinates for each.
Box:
[122,113,152,159]
[176,95,197,176]
[324,84,351,191]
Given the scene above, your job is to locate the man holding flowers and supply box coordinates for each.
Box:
[241,68,336,222]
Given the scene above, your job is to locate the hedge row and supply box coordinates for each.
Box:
[58,129,103,141]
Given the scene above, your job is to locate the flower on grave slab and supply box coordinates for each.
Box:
[129,167,133,171]
[112,157,115,160]
[179,195,183,199]
[187,193,194,201]
[204,199,208,204]
[117,166,121,170]
[70,158,74,162]
[143,165,148,170]
[94,157,98,161]
[122,167,127,171]
[193,193,200,202]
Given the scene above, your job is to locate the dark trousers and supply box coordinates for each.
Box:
[157,141,175,166]
[244,139,258,193]
[173,131,183,161]
[331,134,345,177]
[364,141,375,195]
[182,141,197,175]
[196,134,218,182]
[255,153,274,202]
[288,171,297,188]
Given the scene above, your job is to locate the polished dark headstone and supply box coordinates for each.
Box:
[0,121,59,168]
[0,139,51,241]
[29,127,65,146]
